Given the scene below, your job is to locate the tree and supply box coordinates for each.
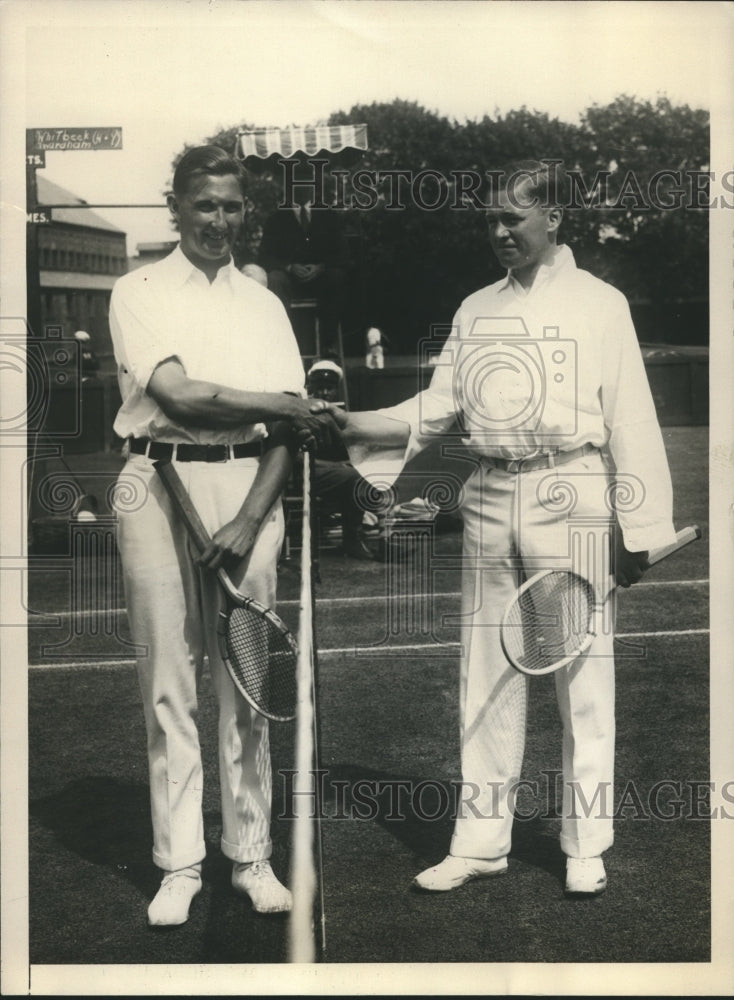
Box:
[171,95,710,353]
[576,96,709,303]
[328,100,478,351]
[327,100,594,350]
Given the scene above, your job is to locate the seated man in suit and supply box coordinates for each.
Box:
[258,166,349,357]
[306,359,376,561]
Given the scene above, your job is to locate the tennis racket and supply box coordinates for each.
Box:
[500,524,702,677]
[154,459,297,722]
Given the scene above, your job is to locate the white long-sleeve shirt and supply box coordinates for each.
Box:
[377,245,676,552]
[109,245,306,445]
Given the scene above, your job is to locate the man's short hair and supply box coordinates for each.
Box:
[172,145,246,198]
[488,158,569,209]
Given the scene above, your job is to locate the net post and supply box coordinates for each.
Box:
[288,450,317,963]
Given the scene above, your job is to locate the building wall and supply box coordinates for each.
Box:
[126,241,178,272]
[37,223,127,373]
[37,224,127,276]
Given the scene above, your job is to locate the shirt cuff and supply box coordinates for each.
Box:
[621,522,678,554]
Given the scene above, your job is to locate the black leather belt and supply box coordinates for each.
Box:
[483,443,599,474]
[128,438,263,462]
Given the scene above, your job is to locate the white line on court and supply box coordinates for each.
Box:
[28,578,710,621]
[27,627,710,670]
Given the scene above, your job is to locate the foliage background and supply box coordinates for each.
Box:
[172,96,709,354]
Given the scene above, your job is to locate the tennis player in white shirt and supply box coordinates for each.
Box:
[331,159,677,897]
[110,145,337,927]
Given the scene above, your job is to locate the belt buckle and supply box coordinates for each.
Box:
[528,453,553,472]
[209,444,229,463]
[514,455,545,473]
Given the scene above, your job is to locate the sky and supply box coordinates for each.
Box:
[12,0,729,254]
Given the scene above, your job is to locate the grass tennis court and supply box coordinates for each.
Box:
[27,426,711,968]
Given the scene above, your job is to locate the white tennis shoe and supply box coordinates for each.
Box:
[413,854,508,891]
[565,856,607,895]
[147,866,202,926]
[232,860,292,914]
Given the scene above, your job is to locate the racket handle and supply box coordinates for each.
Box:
[154,459,242,601]
[647,524,701,567]
[154,460,213,552]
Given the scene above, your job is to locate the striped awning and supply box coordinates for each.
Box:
[237,124,368,171]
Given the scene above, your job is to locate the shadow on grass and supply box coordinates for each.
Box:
[30,776,159,896]
[29,776,294,964]
[319,763,564,880]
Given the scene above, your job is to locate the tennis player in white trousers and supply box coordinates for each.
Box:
[110,145,336,927]
[331,159,677,897]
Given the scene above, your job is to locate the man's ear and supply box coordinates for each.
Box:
[547,205,563,235]
[167,192,179,221]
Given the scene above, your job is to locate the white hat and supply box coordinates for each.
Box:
[307,359,343,380]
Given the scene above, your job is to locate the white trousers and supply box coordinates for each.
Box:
[116,454,284,871]
[450,451,616,861]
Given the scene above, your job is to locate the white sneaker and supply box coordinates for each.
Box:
[147,866,202,926]
[232,860,292,914]
[413,854,508,891]
[565,856,607,896]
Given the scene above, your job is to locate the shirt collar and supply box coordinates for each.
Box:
[164,244,236,288]
[497,243,575,294]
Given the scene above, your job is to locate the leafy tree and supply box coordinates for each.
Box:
[328,100,595,350]
[576,95,709,307]
[328,100,478,350]
[170,95,710,352]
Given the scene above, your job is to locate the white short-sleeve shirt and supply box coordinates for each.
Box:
[109,246,306,445]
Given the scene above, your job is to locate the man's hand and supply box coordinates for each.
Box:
[317,406,411,452]
[614,532,650,588]
[199,514,261,573]
[323,401,349,431]
[291,263,324,283]
[285,395,342,452]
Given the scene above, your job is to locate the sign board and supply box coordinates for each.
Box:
[26,127,123,152]
[26,209,51,224]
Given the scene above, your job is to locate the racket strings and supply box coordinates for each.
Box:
[224,606,297,720]
[504,572,594,672]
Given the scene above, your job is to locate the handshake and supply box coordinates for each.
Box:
[281,392,411,470]
[284,395,349,453]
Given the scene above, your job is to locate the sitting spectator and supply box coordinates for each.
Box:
[306,359,377,561]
